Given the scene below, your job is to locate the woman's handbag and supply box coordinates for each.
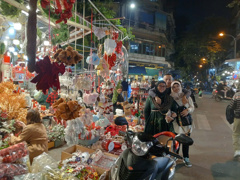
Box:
[177,106,193,126]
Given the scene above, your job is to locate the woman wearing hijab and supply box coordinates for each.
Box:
[170,81,195,167]
[144,81,177,135]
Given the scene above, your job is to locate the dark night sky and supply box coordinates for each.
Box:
[174,0,233,35]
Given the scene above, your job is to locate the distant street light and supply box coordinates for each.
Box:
[202,58,206,61]
[199,65,203,68]
[219,32,237,59]
[130,3,135,9]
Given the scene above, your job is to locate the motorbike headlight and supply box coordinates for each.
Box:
[131,135,153,156]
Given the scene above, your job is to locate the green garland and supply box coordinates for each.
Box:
[0,0,23,18]
[112,80,122,104]
[51,24,69,45]
[0,43,5,55]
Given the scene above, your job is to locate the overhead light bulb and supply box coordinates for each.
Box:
[14,23,22,30]
[9,47,15,52]
[44,40,50,46]
[13,39,20,45]
[9,28,15,35]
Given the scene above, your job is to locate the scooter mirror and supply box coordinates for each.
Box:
[175,134,194,146]
[114,116,129,126]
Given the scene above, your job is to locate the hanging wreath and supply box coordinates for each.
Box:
[40,0,75,24]
[0,0,23,18]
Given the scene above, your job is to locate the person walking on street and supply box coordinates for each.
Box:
[149,74,191,105]
[144,81,177,135]
[229,91,240,160]
[121,78,128,101]
[169,81,195,167]
[151,78,156,89]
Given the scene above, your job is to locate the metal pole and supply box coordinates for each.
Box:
[82,0,85,70]
[234,38,237,59]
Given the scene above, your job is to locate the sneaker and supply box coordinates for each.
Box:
[183,157,192,167]
[234,150,240,158]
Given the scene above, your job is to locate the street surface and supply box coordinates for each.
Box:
[173,94,240,180]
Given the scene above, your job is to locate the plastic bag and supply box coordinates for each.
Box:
[0,142,28,163]
[0,163,28,179]
[31,152,58,173]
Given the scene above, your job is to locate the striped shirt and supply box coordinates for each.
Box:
[229,92,240,118]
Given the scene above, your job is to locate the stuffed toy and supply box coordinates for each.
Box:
[54,99,82,121]
[53,46,83,66]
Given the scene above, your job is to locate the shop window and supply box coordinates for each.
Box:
[130,42,139,53]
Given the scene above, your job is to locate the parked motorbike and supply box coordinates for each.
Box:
[110,117,194,180]
[215,88,236,102]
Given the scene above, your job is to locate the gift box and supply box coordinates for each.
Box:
[61,145,117,177]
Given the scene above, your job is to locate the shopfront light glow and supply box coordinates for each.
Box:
[13,39,20,45]
[8,47,15,52]
[14,23,22,30]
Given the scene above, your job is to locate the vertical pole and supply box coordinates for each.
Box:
[82,0,85,70]
[234,38,237,59]
[75,0,77,75]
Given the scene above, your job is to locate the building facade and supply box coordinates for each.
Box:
[117,0,176,79]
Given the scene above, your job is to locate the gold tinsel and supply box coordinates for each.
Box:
[0,82,27,124]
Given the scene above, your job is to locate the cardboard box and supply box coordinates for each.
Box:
[61,145,117,176]
[48,142,54,150]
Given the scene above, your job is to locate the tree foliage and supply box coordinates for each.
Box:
[227,0,240,8]
[174,17,231,80]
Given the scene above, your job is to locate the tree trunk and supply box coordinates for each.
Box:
[27,0,37,73]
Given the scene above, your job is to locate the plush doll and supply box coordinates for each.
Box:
[67,101,79,112]
[54,46,83,66]
[52,98,64,108]
[53,49,63,63]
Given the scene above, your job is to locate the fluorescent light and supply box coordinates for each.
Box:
[130,3,135,9]
[14,23,22,30]
[13,39,20,45]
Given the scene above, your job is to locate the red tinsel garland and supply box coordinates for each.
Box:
[40,0,75,24]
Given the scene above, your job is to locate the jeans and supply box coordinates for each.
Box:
[233,118,240,151]
[122,91,128,101]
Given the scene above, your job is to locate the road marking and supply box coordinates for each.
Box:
[220,115,233,130]
[196,114,211,130]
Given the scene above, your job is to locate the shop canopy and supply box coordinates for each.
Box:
[128,67,147,75]
[145,68,160,77]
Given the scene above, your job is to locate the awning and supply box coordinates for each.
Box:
[225,58,240,62]
[145,68,160,76]
[128,66,146,75]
